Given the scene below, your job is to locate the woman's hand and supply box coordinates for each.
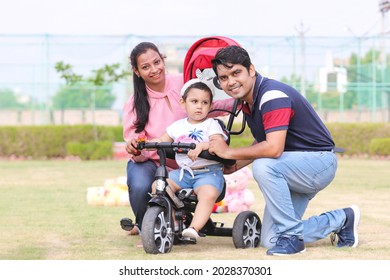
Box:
[125,138,140,156]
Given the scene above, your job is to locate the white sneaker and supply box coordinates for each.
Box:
[182,227,200,240]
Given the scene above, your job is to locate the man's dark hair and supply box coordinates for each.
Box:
[212,45,252,74]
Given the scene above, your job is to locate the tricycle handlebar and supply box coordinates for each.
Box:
[137,141,196,152]
[137,141,236,167]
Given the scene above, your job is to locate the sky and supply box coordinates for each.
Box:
[0,0,388,37]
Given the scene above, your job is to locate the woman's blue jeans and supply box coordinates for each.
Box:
[126,160,157,229]
[252,151,346,249]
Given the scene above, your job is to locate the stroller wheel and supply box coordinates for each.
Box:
[141,206,174,254]
[232,211,261,248]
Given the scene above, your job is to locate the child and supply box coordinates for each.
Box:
[150,80,227,240]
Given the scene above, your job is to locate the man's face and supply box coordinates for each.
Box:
[215,63,256,102]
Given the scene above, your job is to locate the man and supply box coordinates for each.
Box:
[209,45,360,256]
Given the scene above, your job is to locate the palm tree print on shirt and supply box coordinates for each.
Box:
[188,128,204,142]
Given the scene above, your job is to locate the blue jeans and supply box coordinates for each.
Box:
[252,151,346,249]
[126,160,157,229]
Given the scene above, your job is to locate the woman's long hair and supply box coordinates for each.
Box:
[129,42,165,133]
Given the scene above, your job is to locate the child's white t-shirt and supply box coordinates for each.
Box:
[166,118,228,169]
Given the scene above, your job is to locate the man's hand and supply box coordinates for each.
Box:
[209,136,229,158]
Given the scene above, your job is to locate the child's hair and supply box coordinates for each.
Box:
[182,81,213,103]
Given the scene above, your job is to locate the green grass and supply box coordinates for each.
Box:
[0,158,389,260]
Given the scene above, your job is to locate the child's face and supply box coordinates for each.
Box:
[181,88,212,124]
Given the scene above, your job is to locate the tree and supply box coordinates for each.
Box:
[0,89,24,109]
[346,48,389,111]
[54,62,131,140]
[52,83,115,109]
[53,62,130,109]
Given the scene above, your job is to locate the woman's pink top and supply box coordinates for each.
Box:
[123,73,235,168]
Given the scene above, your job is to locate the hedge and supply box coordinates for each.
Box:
[0,125,123,159]
[0,123,389,159]
[369,138,390,156]
[326,123,390,155]
[66,141,113,160]
[229,122,390,156]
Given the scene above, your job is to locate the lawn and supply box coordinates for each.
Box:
[0,158,389,260]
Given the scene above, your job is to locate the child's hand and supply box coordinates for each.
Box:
[187,144,202,161]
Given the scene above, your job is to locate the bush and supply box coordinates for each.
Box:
[109,125,123,142]
[66,141,113,160]
[369,138,390,156]
[326,123,390,155]
[228,122,390,156]
[1,123,389,159]
[0,125,122,159]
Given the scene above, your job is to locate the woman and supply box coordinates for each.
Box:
[121,42,235,236]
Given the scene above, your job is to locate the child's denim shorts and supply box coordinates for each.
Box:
[169,163,225,195]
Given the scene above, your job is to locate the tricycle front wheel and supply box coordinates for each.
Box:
[141,206,174,254]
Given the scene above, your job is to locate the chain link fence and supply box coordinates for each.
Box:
[0,34,389,125]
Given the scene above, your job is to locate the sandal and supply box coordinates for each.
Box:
[182,227,200,240]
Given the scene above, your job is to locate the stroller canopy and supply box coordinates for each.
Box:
[183,36,241,83]
[182,36,245,135]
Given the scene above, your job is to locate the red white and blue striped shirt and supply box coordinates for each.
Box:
[243,74,335,152]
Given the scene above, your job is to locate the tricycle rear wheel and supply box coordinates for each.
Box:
[232,211,261,248]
